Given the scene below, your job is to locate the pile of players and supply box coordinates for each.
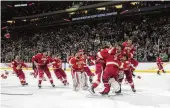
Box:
[68,39,140,95]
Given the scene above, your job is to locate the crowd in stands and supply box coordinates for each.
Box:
[1,14,170,63]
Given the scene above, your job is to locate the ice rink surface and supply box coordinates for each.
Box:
[1,70,170,108]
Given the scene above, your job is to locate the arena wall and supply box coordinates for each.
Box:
[0,63,170,73]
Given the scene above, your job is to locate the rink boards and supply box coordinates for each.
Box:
[0,62,170,73]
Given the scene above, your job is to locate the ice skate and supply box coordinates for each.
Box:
[83,85,89,90]
[5,70,9,75]
[132,88,136,92]
[38,84,42,88]
[89,76,93,84]
[34,74,37,78]
[157,71,161,75]
[52,84,55,87]
[24,82,28,85]
[73,85,79,91]
[64,82,69,86]
[22,84,25,86]
[21,81,27,86]
[88,86,95,94]
[99,91,108,96]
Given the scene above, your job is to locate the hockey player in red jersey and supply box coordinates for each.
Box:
[67,53,74,63]
[90,46,108,90]
[156,55,166,75]
[32,49,55,88]
[117,54,136,93]
[31,55,38,78]
[31,54,47,81]
[89,44,122,95]
[78,50,94,84]
[83,53,95,83]
[67,53,75,76]
[50,55,69,85]
[70,53,88,91]
[87,52,95,66]
[11,55,28,86]
[122,39,139,77]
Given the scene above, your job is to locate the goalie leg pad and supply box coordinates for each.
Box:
[109,78,120,92]
[81,72,89,90]
[73,72,81,91]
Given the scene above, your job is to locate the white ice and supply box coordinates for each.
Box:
[1,70,170,108]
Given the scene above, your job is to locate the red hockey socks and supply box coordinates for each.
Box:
[129,82,135,89]
[20,80,26,85]
[162,70,166,73]
[50,79,53,84]
[102,82,110,94]
[38,80,42,85]
[92,82,100,88]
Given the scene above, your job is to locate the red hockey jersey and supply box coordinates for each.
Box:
[97,48,121,68]
[156,57,163,64]
[11,60,28,71]
[32,53,52,68]
[70,57,84,71]
[52,58,62,69]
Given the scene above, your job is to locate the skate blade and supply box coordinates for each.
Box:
[88,89,95,95]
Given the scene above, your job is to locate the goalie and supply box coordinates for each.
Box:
[70,53,89,91]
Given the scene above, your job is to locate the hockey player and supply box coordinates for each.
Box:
[87,52,95,66]
[67,53,75,63]
[11,55,28,86]
[89,44,122,95]
[122,39,139,77]
[117,54,136,93]
[78,50,94,84]
[67,53,75,73]
[32,49,55,88]
[31,55,38,78]
[82,53,94,84]
[70,53,89,91]
[90,47,108,91]
[31,54,47,81]
[50,55,69,86]
[156,55,166,75]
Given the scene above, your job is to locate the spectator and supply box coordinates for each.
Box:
[1,14,170,62]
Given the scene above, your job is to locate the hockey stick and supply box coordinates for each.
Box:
[1,93,33,95]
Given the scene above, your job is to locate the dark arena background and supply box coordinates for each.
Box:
[1,1,170,108]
